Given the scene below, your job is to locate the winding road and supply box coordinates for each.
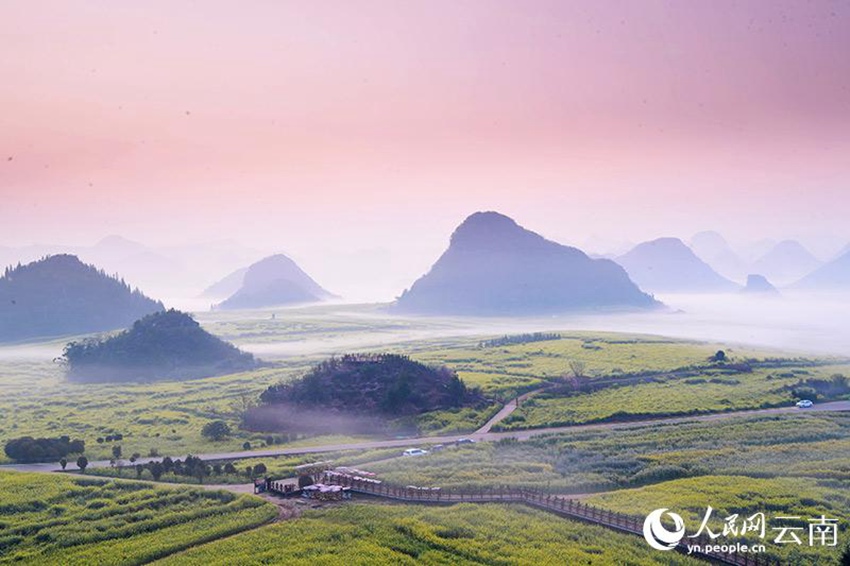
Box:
[4,400,849,474]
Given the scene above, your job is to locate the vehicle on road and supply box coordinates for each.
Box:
[402,448,429,457]
[796,399,814,408]
[456,438,475,444]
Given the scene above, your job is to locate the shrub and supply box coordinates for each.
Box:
[201,420,232,441]
[4,436,85,463]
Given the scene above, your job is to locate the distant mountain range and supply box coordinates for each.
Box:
[690,231,749,281]
[0,255,164,342]
[687,233,834,289]
[393,211,658,315]
[0,236,264,300]
[215,254,335,310]
[793,250,850,290]
[750,240,822,285]
[616,238,740,294]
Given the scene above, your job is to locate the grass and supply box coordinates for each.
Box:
[588,476,850,565]
[81,446,413,485]
[0,309,842,464]
[364,412,850,492]
[155,503,703,565]
[0,470,276,565]
[497,363,850,429]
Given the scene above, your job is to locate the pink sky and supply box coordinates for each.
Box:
[1,0,849,261]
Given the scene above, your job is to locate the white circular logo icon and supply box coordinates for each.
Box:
[643,508,685,551]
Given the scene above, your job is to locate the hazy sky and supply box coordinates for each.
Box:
[2,1,849,265]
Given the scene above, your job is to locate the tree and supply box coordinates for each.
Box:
[242,441,251,450]
[201,420,232,441]
[112,445,122,459]
[711,350,727,363]
[253,463,267,475]
[223,462,237,475]
[76,456,88,471]
[149,461,164,481]
[568,359,586,378]
[59,458,67,470]
[135,464,144,478]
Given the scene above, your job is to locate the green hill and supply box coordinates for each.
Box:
[260,354,478,415]
[62,309,257,382]
[252,354,482,433]
[0,254,164,342]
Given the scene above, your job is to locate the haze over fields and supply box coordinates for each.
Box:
[3,4,850,565]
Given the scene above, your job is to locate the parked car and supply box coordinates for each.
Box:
[431,444,445,452]
[402,448,429,457]
[455,438,475,445]
[796,399,814,408]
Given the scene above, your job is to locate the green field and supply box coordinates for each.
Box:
[2,307,850,564]
[3,312,833,464]
[497,363,850,430]
[0,359,302,463]
[0,470,276,565]
[155,503,702,565]
[363,412,850,491]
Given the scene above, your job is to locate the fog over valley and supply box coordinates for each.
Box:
[2,2,850,563]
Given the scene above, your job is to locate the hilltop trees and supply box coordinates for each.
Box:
[0,255,163,342]
[62,309,257,382]
[246,354,484,435]
[258,354,479,417]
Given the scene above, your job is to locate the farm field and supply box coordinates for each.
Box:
[0,358,304,463]
[2,305,837,464]
[155,502,703,565]
[0,470,276,565]
[364,412,850,491]
[497,363,850,430]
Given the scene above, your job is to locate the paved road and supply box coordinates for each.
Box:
[4,401,848,474]
[475,388,546,434]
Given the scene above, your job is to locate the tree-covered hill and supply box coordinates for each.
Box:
[0,254,164,342]
[62,309,257,382]
[258,354,481,417]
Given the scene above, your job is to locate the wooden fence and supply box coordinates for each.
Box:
[280,475,781,566]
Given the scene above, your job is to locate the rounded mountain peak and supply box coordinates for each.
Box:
[450,211,536,249]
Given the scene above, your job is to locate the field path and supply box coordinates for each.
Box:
[475,386,550,433]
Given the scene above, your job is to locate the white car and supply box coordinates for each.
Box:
[402,448,429,457]
[796,399,814,408]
